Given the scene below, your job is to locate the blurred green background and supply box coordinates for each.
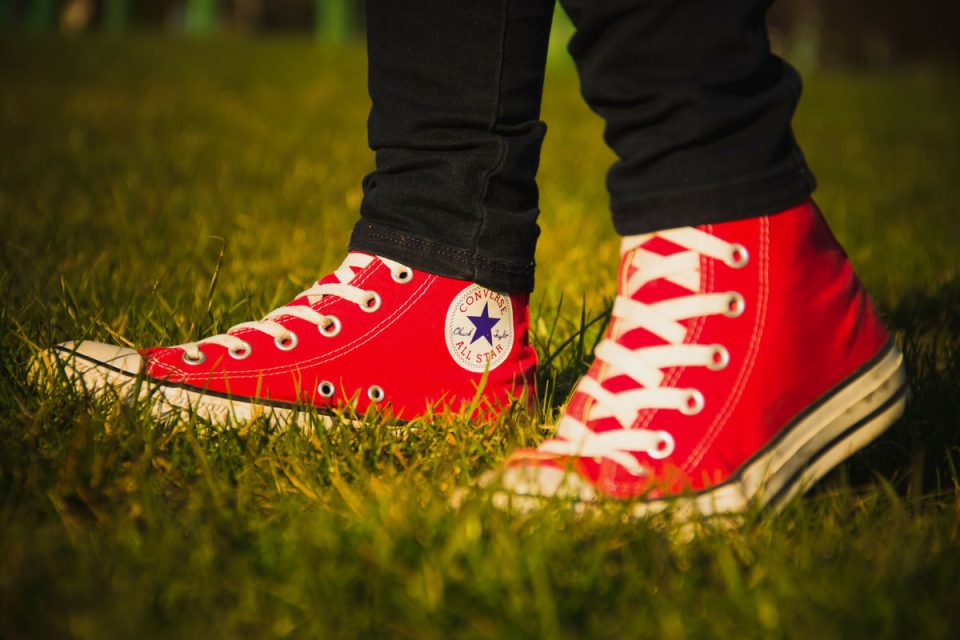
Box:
[2,0,959,67]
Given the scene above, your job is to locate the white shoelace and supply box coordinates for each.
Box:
[537,227,749,476]
[179,253,411,363]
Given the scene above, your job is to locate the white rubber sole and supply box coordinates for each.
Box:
[35,341,335,427]
[495,341,909,517]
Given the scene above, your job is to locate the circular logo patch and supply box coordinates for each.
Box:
[445,284,514,373]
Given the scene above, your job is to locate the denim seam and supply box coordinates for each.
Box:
[470,0,512,282]
[785,71,816,193]
[355,223,534,275]
[610,161,813,217]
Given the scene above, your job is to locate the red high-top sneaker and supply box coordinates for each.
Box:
[498,202,907,515]
[43,253,537,423]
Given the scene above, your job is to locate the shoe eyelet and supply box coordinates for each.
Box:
[274,332,299,351]
[228,341,252,360]
[360,291,382,313]
[319,315,342,338]
[708,344,730,370]
[181,349,206,365]
[648,431,676,460]
[391,268,413,284]
[318,380,336,399]
[726,243,749,269]
[680,389,705,415]
[724,292,746,318]
[367,385,385,402]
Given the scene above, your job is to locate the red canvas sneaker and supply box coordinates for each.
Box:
[43,253,537,424]
[497,202,907,515]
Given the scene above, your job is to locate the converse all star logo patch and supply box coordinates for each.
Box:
[445,284,514,373]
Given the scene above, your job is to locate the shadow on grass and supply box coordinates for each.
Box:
[886,278,960,339]
[818,283,960,499]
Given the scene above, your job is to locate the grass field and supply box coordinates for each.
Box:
[1,36,959,638]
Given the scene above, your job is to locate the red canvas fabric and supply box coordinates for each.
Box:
[140,255,537,420]
[506,202,890,499]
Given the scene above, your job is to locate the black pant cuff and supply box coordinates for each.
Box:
[611,164,817,235]
[349,221,535,293]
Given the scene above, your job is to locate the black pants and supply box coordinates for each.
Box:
[350,0,816,293]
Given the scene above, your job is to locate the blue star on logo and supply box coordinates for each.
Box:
[467,302,500,346]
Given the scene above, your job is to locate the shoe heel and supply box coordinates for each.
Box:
[763,343,909,511]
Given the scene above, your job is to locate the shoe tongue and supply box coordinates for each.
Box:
[315,251,375,286]
[315,271,342,286]
[634,234,685,256]
[616,234,701,348]
[285,252,375,310]
[625,235,695,301]
[577,231,719,433]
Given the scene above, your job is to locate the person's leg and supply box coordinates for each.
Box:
[352,0,556,294]
[563,0,816,231]
[496,0,907,513]
[40,1,556,422]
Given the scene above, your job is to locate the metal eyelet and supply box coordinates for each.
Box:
[360,291,382,313]
[228,341,252,360]
[367,385,385,402]
[647,431,676,460]
[707,344,730,370]
[680,389,705,416]
[724,292,746,318]
[318,381,336,399]
[725,243,749,269]
[390,268,413,284]
[181,349,206,365]
[319,315,341,338]
[274,332,299,351]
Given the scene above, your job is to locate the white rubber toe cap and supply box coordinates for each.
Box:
[475,465,599,513]
[52,340,144,376]
[31,341,144,395]
[498,465,597,501]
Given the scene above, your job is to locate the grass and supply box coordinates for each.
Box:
[1,35,959,638]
